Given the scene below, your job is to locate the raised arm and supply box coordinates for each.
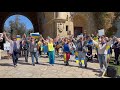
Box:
[90,37,98,47]
[3,32,11,43]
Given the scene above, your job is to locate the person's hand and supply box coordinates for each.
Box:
[3,31,6,36]
[23,33,26,38]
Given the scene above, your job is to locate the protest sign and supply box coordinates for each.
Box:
[98,29,105,36]
[4,41,10,51]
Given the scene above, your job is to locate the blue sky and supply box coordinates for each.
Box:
[4,15,33,30]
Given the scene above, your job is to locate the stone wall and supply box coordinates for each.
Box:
[73,12,97,34]
[42,12,97,38]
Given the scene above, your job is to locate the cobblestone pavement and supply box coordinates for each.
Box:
[0,55,102,78]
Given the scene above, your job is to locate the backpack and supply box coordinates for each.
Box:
[106,66,118,78]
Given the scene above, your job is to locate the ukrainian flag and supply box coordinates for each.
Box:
[30,33,40,39]
[16,35,21,41]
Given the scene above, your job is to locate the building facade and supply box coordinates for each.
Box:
[0,12,97,38]
[42,12,97,38]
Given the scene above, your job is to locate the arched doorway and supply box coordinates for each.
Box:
[4,14,34,38]
[73,14,88,37]
[0,12,42,50]
[0,12,40,33]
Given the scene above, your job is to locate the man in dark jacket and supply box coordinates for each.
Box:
[112,40,120,65]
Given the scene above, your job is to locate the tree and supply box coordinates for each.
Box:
[8,15,27,36]
[94,12,117,37]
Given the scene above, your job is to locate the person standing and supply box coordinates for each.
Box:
[91,36,113,72]
[112,37,120,65]
[37,38,43,57]
[63,38,71,66]
[29,37,39,66]
[22,34,29,62]
[3,32,22,67]
[47,38,55,66]
[75,36,88,68]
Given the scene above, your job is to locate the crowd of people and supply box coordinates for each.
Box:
[0,31,120,73]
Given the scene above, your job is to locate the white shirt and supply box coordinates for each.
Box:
[93,40,112,54]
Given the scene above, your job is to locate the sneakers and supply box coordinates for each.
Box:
[32,63,35,66]
[49,64,54,66]
[113,61,119,65]
[35,62,39,64]
[100,68,104,72]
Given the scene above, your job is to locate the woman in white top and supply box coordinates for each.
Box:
[91,36,113,72]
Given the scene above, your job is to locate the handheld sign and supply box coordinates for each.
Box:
[4,41,10,51]
[98,29,105,36]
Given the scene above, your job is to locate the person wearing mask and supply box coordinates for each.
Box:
[29,37,39,66]
[3,32,23,67]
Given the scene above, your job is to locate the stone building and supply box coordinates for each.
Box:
[0,12,97,38]
[42,12,97,38]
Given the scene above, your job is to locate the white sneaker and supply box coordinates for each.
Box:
[100,68,104,72]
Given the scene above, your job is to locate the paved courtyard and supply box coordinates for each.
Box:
[0,54,103,78]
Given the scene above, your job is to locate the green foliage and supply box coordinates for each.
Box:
[4,15,34,37]
[105,26,117,37]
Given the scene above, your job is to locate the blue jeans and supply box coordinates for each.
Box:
[78,51,86,60]
[98,54,107,69]
[78,51,86,66]
[48,51,55,64]
[12,51,19,65]
[30,52,38,64]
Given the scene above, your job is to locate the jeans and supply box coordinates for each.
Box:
[48,51,55,64]
[78,51,86,66]
[30,52,38,64]
[12,51,19,65]
[98,54,107,69]
[114,49,120,62]
[24,49,29,62]
[78,51,86,60]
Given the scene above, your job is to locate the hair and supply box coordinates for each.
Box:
[49,38,53,43]
[12,36,16,40]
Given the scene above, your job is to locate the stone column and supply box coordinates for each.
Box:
[56,12,67,19]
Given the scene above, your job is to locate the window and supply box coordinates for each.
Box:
[66,25,68,31]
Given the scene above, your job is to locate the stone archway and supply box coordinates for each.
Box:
[0,12,45,50]
[0,12,41,33]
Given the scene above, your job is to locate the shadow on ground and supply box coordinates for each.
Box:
[82,67,103,77]
[0,63,13,67]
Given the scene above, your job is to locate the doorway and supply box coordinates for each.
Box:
[74,27,83,37]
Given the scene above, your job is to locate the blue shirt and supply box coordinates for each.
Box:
[87,40,93,45]
[63,43,70,52]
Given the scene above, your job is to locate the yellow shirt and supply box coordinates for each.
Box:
[48,43,54,51]
[37,41,41,47]
[93,36,98,42]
